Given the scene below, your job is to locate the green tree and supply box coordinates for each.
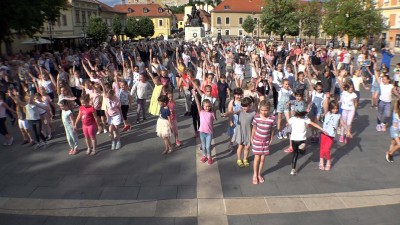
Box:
[322,0,386,47]
[138,17,155,38]
[125,17,139,39]
[299,0,322,39]
[260,0,299,41]
[0,0,67,54]
[87,16,109,42]
[112,14,122,43]
[242,16,256,35]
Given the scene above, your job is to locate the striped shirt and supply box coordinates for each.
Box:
[252,114,276,154]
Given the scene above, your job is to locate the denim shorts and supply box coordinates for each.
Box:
[371,85,380,93]
[277,101,290,113]
[390,127,399,139]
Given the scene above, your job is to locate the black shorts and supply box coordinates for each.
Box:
[96,110,105,117]
[121,105,129,120]
[0,117,8,136]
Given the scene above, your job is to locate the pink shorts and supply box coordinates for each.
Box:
[82,124,97,138]
[171,119,178,134]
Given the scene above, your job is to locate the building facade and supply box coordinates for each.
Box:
[377,0,400,50]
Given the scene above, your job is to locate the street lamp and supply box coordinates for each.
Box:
[46,21,54,51]
[81,21,87,46]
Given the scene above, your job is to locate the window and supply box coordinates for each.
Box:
[57,17,61,27]
[225,17,230,24]
[239,17,243,24]
[395,34,400,47]
[158,7,163,13]
[224,5,230,10]
[82,11,86,23]
[159,19,163,27]
[75,10,80,23]
[62,15,67,26]
[239,30,243,36]
[225,30,230,36]
[128,8,133,13]
[143,8,149,13]
[217,17,221,25]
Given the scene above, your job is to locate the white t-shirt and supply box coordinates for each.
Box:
[379,83,394,102]
[234,63,245,75]
[272,70,284,90]
[351,76,363,92]
[340,91,357,110]
[343,53,351,64]
[196,67,203,81]
[289,116,311,141]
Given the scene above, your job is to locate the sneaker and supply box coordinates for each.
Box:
[376,124,382,132]
[111,141,116,150]
[282,130,287,139]
[207,157,213,165]
[136,121,140,124]
[122,125,130,132]
[46,135,52,141]
[115,141,121,150]
[381,124,386,132]
[175,140,182,147]
[7,137,13,146]
[104,129,108,133]
[290,169,297,176]
[273,109,277,115]
[96,130,101,135]
[284,147,293,153]
[299,143,306,150]
[277,131,283,140]
[200,156,208,163]
[386,152,394,162]
[339,135,344,143]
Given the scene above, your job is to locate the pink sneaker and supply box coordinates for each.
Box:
[376,124,382,132]
[284,147,293,153]
[176,140,182,147]
[207,157,213,165]
[339,135,344,143]
[200,156,208,163]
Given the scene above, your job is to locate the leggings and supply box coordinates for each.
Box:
[121,105,129,121]
[272,86,278,110]
[291,140,305,169]
[0,117,8,136]
[29,119,46,143]
[136,99,146,121]
[191,105,200,132]
[341,109,355,135]
[377,100,391,124]
[72,88,82,106]
[219,96,227,113]
[320,133,333,160]
[184,89,191,112]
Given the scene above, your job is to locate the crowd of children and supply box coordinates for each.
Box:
[0,39,399,185]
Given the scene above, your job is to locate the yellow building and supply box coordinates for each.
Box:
[376,0,400,51]
[114,3,174,38]
[176,14,185,31]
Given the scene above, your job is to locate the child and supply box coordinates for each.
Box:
[320,100,352,170]
[9,89,33,145]
[351,69,369,117]
[288,109,326,176]
[156,95,173,154]
[104,86,123,150]
[276,79,292,140]
[60,100,79,155]
[256,70,272,102]
[234,58,245,88]
[191,79,202,137]
[231,97,256,168]
[217,74,230,115]
[0,94,16,146]
[225,88,244,151]
[339,83,357,144]
[193,90,216,165]
[131,73,152,123]
[251,100,275,184]
[386,99,400,162]
[74,95,99,155]
[307,82,326,143]
[117,80,133,131]
[92,84,107,134]
[244,81,260,111]
[166,90,182,147]
[148,74,164,116]
[34,93,52,140]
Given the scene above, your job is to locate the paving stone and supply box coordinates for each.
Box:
[136,186,177,200]
[160,172,196,186]
[198,199,225,216]
[43,216,88,225]
[0,214,48,225]
[333,204,399,225]
[174,217,198,225]
[177,185,196,199]
[129,217,175,225]
[99,187,140,200]
[227,215,251,225]
[29,187,65,199]
[302,194,346,211]
[0,185,36,198]
[225,198,269,215]
[266,197,308,213]
[154,199,197,217]
[197,215,228,225]
[84,217,131,225]
[101,175,128,187]
[61,187,104,200]
[0,174,34,186]
[221,185,242,198]
[59,175,103,187]
[26,174,64,187]
[125,173,162,186]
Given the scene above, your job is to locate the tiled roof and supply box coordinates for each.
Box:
[94,0,124,14]
[113,3,172,17]
[175,13,184,21]
[212,0,264,13]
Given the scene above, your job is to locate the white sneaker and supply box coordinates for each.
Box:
[277,131,283,140]
[115,141,121,150]
[299,143,306,150]
[290,169,297,176]
[111,141,116,150]
[282,130,287,139]
[7,137,13,146]
[104,129,108,133]
[376,124,382,132]
[96,130,101,135]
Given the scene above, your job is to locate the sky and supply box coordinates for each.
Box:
[102,0,121,6]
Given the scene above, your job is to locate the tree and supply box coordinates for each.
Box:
[112,14,122,43]
[242,16,256,35]
[0,0,67,54]
[322,0,386,47]
[299,0,322,40]
[138,17,155,38]
[87,16,109,42]
[260,0,300,41]
[125,17,139,39]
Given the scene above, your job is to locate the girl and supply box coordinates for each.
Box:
[374,69,399,131]
[276,79,292,140]
[339,83,357,144]
[256,69,272,102]
[251,100,275,184]
[9,89,33,145]
[117,80,133,131]
[231,97,256,168]
[288,109,326,176]
[244,81,260,111]
[307,82,326,143]
[91,84,107,134]
[386,100,400,162]
[166,90,182,147]
[320,100,352,170]
[74,95,99,155]
[225,88,244,151]
[234,58,245,88]
[60,100,79,155]
[0,94,16,146]
[34,93,52,140]
[272,63,285,112]
[156,95,173,154]
[131,73,152,123]
[148,71,165,116]
[193,90,215,165]
[217,74,230,115]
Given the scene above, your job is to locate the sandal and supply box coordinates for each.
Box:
[90,151,96,156]
[252,176,258,185]
[319,162,325,170]
[258,176,265,183]
[86,148,91,155]
[167,146,173,154]
[68,149,73,155]
[325,163,331,171]
[237,160,244,168]
[243,159,250,167]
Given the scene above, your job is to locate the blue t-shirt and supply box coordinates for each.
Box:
[160,107,170,119]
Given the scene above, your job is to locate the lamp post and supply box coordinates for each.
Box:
[81,21,87,46]
[46,21,54,51]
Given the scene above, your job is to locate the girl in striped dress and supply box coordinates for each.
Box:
[251,100,276,185]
